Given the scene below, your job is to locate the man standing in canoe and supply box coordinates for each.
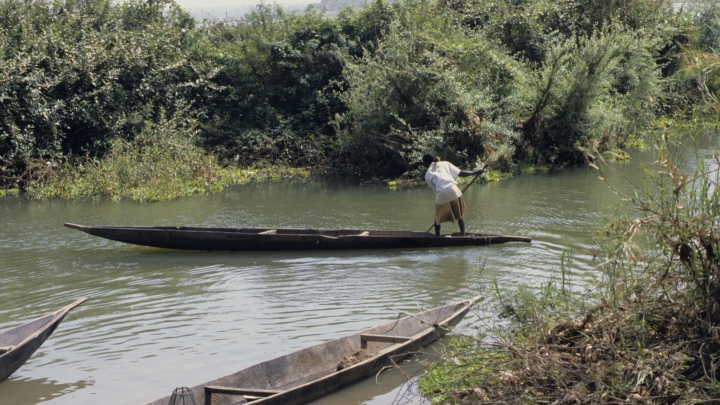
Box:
[423,153,484,237]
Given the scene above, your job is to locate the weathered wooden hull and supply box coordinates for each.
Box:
[64,223,531,251]
[0,298,86,382]
[142,296,482,405]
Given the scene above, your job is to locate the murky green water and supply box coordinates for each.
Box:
[0,162,644,405]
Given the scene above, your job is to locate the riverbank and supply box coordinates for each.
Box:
[417,134,720,404]
[20,119,310,202]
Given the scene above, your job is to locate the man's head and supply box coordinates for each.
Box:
[422,153,436,168]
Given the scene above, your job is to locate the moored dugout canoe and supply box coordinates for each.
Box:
[142,296,482,405]
[64,223,531,251]
[0,298,87,382]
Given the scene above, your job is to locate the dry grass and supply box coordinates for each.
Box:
[415,135,720,404]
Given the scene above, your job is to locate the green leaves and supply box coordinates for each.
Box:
[519,28,662,165]
[26,108,311,201]
[339,0,521,176]
[0,0,702,190]
[0,0,216,183]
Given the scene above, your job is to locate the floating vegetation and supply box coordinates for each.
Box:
[0,188,19,197]
[26,114,309,202]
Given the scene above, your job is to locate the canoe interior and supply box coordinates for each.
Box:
[143,298,479,405]
[0,314,54,348]
[72,224,491,238]
[0,298,86,382]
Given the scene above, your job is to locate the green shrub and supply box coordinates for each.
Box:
[27,110,206,201]
[0,0,219,187]
[197,1,395,168]
[339,0,522,177]
[518,28,663,165]
[688,0,720,51]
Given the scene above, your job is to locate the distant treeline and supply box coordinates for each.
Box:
[318,0,375,12]
[1,0,719,189]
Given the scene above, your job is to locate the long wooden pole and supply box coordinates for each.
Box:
[426,172,483,233]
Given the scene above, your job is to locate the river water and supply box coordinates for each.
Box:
[0,161,645,405]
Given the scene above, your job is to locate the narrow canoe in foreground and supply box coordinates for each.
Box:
[64,223,531,251]
[142,296,482,405]
[0,298,87,382]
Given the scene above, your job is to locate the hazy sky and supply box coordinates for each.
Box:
[177,0,318,11]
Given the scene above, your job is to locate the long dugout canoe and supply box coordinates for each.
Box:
[0,298,87,382]
[142,296,482,405]
[64,223,531,251]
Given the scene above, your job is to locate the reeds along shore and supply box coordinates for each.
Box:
[417,136,720,404]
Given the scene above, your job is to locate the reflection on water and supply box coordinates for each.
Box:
[0,160,648,405]
[0,376,90,404]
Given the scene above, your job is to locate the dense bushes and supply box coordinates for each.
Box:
[0,0,717,195]
[518,28,664,164]
[338,0,684,176]
[339,3,521,176]
[0,0,220,187]
[195,1,395,170]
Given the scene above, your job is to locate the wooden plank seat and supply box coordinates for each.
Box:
[204,386,281,405]
[139,297,483,405]
[358,231,370,236]
[0,346,13,355]
[258,230,277,235]
[360,334,411,349]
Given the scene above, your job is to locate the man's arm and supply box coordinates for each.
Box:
[458,168,484,177]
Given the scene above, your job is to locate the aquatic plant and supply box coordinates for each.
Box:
[26,111,309,201]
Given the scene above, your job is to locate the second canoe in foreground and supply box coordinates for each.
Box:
[142,296,482,405]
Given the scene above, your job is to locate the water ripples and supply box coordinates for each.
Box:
[0,166,645,405]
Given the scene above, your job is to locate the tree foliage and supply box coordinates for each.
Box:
[339,0,684,176]
[0,0,711,191]
[0,0,221,185]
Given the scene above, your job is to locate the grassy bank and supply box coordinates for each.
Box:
[28,160,310,202]
[25,114,309,202]
[417,132,720,404]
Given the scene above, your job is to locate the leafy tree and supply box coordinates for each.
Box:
[0,0,216,185]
